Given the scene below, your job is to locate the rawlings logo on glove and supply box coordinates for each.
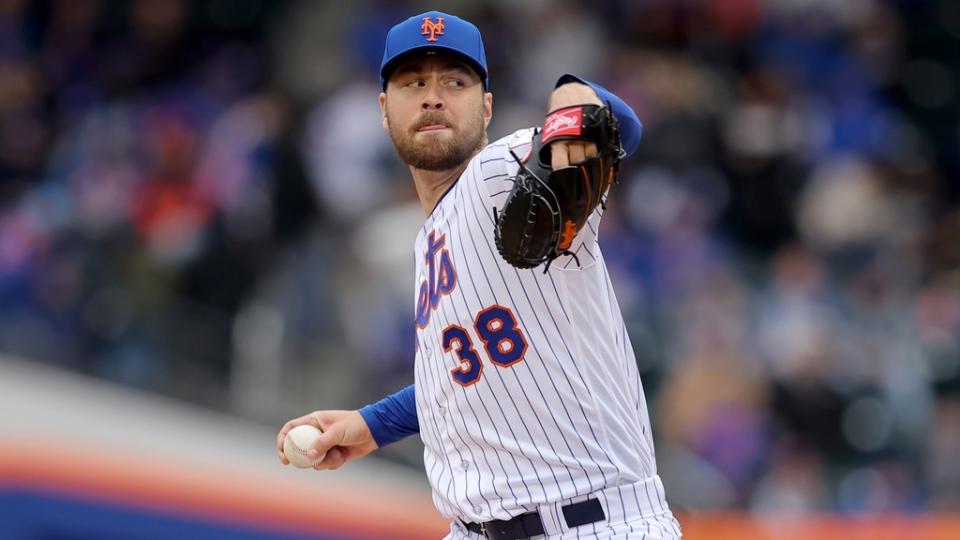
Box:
[541,108,583,141]
[493,104,622,271]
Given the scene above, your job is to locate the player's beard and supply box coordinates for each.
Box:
[388,108,486,171]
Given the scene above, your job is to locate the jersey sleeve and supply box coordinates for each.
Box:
[477,127,538,216]
[358,383,419,447]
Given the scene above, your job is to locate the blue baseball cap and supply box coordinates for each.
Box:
[380,10,489,90]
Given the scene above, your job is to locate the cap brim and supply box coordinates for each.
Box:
[381,46,487,89]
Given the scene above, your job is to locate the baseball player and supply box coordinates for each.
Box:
[278,10,682,539]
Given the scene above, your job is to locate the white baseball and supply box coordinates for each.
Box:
[283,424,325,468]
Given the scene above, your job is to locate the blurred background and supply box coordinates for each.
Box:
[0,0,959,538]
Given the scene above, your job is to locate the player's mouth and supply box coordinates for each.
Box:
[416,124,450,132]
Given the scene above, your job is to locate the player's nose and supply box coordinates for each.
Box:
[421,82,445,110]
[421,97,444,110]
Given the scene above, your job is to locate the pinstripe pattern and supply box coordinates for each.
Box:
[415,129,679,537]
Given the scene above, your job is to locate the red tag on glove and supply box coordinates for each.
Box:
[541,106,583,144]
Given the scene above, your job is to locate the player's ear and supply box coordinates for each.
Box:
[482,91,492,129]
[379,92,389,131]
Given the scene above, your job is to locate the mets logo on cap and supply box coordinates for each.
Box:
[421,16,444,42]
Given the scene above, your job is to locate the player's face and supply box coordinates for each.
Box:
[380,55,493,171]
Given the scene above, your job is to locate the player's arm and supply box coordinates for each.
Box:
[276,385,418,471]
[358,383,419,446]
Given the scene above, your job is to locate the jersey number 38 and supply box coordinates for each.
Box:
[441,305,527,386]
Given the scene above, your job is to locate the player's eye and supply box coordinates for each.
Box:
[445,78,465,88]
[403,78,425,88]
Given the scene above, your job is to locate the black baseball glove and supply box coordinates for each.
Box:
[494,104,623,271]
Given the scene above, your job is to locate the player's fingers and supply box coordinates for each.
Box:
[276,422,294,453]
[307,426,340,460]
[584,142,598,159]
[277,412,326,451]
[313,447,345,470]
[278,450,289,465]
[567,142,586,165]
[326,452,347,470]
[277,418,304,452]
[551,142,569,170]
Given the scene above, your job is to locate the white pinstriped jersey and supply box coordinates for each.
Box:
[413,128,672,533]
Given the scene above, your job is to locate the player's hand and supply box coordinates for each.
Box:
[547,82,603,170]
[276,410,378,471]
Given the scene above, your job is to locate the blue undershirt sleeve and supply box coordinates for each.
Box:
[358,384,419,447]
[555,74,643,158]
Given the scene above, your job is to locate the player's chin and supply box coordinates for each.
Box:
[411,137,452,155]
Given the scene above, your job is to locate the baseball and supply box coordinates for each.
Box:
[283,424,325,468]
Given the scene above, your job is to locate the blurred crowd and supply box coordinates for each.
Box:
[1,0,959,515]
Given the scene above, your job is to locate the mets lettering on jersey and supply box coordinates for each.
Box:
[416,232,457,329]
[413,128,679,538]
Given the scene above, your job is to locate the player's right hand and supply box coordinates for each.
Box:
[276,410,378,471]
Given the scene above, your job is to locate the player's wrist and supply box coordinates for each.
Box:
[350,410,378,448]
[357,405,385,447]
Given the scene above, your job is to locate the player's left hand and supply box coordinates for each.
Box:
[547,82,603,170]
